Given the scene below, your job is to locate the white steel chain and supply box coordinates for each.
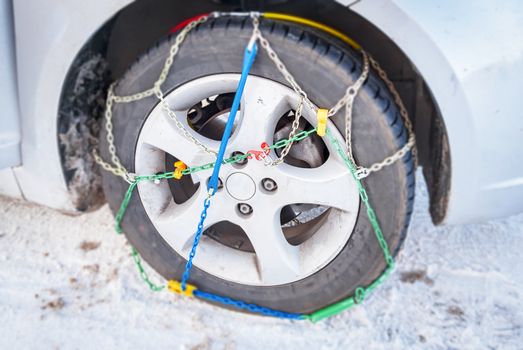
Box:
[152,16,219,157]
[365,55,417,174]
[252,16,317,114]
[266,97,305,166]
[96,84,137,183]
[252,15,416,177]
[95,11,415,182]
[343,51,369,168]
[96,14,214,181]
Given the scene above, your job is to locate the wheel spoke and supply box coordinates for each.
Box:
[152,187,230,252]
[138,109,218,167]
[268,156,356,212]
[241,208,301,284]
[162,74,239,110]
[228,78,294,152]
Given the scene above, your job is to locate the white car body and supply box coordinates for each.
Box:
[1,0,522,224]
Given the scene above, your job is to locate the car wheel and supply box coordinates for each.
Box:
[100,16,415,314]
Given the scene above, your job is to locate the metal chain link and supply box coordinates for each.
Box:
[329,51,369,118]
[92,148,126,179]
[112,126,395,321]
[95,11,416,183]
[265,97,304,166]
[344,51,369,166]
[156,93,218,156]
[194,289,305,320]
[94,14,215,182]
[155,128,316,179]
[112,87,156,103]
[326,128,394,268]
[94,12,417,322]
[365,55,418,174]
[153,15,218,157]
[131,246,165,292]
[252,16,316,114]
[253,16,370,168]
[97,84,137,183]
[252,15,416,176]
[180,194,212,291]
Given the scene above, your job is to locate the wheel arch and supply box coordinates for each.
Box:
[58,0,452,224]
[348,0,476,224]
[57,0,238,212]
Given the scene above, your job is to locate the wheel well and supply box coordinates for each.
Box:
[57,0,450,223]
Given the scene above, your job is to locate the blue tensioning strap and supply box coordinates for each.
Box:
[180,39,258,291]
[193,290,306,320]
[180,196,211,291]
[207,40,258,194]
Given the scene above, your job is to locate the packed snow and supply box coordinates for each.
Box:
[0,174,522,349]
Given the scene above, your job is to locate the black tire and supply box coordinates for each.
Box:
[100,16,415,314]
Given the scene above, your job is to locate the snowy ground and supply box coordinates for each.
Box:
[0,174,522,349]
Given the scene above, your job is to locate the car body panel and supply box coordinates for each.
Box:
[1,0,522,224]
[2,0,131,209]
[0,0,21,169]
[348,0,523,223]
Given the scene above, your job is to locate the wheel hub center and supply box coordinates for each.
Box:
[226,172,256,201]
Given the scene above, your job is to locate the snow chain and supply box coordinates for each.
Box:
[94,12,416,322]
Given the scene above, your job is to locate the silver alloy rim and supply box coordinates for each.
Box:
[135,74,360,286]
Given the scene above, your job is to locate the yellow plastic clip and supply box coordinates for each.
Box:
[316,108,328,137]
[173,161,187,180]
[167,280,196,297]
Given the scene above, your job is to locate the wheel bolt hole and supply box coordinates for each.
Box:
[261,178,278,192]
[206,177,224,190]
[231,151,248,167]
[237,203,253,216]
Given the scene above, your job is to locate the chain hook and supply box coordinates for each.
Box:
[246,27,258,52]
[355,167,370,180]
[124,172,137,184]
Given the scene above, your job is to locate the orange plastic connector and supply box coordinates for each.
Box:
[173,161,187,180]
[316,108,328,137]
[167,280,196,297]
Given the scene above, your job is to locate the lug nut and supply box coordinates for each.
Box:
[238,203,253,216]
[261,178,278,192]
[231,151,248,166]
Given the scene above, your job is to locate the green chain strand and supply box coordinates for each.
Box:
[115,181,137,234]
[304,128,395,322]
[114,126,395,316]
[180,128,317,175]
[115,129,317,292]
[114,184,166,291]
[324,128,394,268]
[131,246,165,292]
